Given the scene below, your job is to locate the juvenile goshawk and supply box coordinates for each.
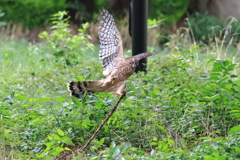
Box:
[68,9,156,98]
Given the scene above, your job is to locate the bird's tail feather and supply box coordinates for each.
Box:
[68,81,97,99]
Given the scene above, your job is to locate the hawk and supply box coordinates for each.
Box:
[68,9,156,99]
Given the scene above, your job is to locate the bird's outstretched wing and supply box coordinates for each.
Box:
[97,8,124,76]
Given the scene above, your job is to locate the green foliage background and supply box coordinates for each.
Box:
[150,0,190,23]
[0,0,109,29]
[0,0,190,29]
[0,0,66,29]
[0,8,239,159]
[186,12,223,43]
[0,0,239,159]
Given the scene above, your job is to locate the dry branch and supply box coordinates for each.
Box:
[80,89,128,151]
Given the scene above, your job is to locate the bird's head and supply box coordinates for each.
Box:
[130,59,138,69]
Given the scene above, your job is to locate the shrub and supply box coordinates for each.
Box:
[38,11,94,66]
[186,12,240,46]
[185,12,223,43]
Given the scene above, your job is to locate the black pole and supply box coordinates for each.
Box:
[129,0,148,72]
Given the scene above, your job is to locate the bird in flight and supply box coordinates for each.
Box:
[68,9,156,99]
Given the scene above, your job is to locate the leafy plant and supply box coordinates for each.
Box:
[36,129,74,158]
[148,19,165,29]
[95,142,132,159]
[39,11,94,66]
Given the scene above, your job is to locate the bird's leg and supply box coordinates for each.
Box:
[102,76,112,86]
[104,74,118,86]
[111,75,119,84]
[110,70,119,81]
[111,75,118,80]
[114,80,126,96]
[102,75,117,86]
[109,69,119,81]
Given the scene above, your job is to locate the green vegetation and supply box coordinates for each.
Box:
[0,10,6,27]
[0,0,66,29]
[186,12,240,44]
[186,12,223,43]
[0,0,189,29]
[150,0,190,23]
[39,11,93,66]
[0,12,240,159]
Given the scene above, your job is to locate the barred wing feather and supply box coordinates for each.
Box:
[97,9,124,76]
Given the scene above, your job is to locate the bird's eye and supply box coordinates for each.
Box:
[131,61,136,69]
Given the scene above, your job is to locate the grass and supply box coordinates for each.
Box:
[0,13,240,159]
